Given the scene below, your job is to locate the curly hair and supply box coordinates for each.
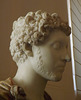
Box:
[9,10,71,64]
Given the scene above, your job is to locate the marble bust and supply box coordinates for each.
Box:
[0,10,71,100]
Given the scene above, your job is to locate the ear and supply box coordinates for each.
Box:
[23,43,33,57]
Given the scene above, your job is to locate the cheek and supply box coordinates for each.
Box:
[51,48,63,60]
[41,51,57,71]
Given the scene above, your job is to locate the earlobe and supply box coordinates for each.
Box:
[23,43,33,57]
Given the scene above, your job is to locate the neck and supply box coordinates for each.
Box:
[13,60,47,100]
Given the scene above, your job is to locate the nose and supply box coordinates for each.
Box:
[64,55,71,62]
[61,52,71,62]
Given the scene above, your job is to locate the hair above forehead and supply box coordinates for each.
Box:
[9,10,71,64]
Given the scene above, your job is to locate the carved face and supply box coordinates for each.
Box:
[29,30,71,81]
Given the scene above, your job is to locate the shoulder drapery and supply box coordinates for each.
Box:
[0,77,52,100]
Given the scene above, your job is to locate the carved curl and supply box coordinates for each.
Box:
[9,10,71,63]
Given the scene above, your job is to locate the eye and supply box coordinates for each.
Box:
[52,42,62,50]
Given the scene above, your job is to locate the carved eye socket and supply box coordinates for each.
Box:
[52,42,62,50]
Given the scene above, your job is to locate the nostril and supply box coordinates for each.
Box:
[62,58,71,62]
[64,55,71,62]
[61,55,71,62]
[66,58,71,62]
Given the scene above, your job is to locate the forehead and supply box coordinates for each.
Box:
[47,30,69,44]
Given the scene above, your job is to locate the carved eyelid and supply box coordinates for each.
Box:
[51,41,61,49]
[51,41,67,49]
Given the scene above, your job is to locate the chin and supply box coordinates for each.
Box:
[49,77,62,82]
[46,73,63,82]
[53,77,62,82]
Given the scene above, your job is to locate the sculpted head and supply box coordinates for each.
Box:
[9,10,71,81]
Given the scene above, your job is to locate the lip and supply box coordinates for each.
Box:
[53,62,66,72]
[57,67,65,72]
[56,64,66,72]
[56,62,66,67]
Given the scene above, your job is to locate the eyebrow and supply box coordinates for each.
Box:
[52,39,68,45]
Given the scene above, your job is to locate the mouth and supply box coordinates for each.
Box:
[57,67,65,72]
[55,63,66,72]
